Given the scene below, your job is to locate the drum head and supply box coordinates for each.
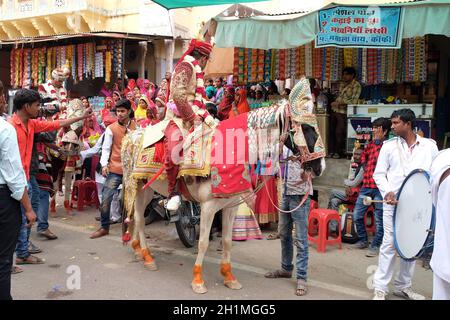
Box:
[394,169,434,260]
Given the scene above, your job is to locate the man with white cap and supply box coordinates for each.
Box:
[429,148,450,300]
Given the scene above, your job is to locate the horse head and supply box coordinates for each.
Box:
[283,120,326,178]
[282,77,326,177]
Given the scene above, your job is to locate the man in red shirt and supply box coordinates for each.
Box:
[10,89,92,264]
[352,118,391,257]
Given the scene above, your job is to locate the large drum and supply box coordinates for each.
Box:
[394,169,435,261]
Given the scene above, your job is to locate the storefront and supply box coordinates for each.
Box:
[209,0,450,152]
[0,32,165,114]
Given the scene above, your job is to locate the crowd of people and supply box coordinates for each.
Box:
[0,38,449,301]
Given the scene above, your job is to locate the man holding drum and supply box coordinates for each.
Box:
[430,149,450,300]
[372,109,438,300]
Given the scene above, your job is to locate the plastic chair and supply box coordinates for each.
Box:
[71,179,100,211]
[308,208,342,253]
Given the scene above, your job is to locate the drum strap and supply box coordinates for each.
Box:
[396,139,408,177]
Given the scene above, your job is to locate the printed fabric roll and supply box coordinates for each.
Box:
[304,42,313,78]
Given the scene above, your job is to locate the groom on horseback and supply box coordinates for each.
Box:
[164,39,216,211]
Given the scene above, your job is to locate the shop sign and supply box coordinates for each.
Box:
[316,6,403,48]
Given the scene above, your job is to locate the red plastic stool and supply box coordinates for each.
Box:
[308,209,342,253]
[364,207,376,236]
[71,179,100,211]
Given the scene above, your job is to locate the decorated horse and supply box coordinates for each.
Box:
[121,78,326,294]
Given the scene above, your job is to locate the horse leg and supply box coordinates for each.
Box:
[220,207,242,290]
[130,219,143,261]
[192,201,217,294]
[64,171,73,213]
[134,186,157,271]
[50,158,63,213]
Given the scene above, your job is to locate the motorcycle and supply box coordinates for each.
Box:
[144,193,201,248]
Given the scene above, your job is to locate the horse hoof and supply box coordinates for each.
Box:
[134,252,143,261]
[224,280,243,290]
[191,282,208,294]
[144,261,158,271]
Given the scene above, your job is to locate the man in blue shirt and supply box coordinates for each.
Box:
[0,86,37,299]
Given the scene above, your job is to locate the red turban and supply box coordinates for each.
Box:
[179,39,213,63]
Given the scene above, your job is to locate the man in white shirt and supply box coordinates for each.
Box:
[0,117,36,300]
[372,109,438,300]
[429,149,450,300]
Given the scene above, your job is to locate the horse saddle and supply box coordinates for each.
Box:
[142,120,170,149]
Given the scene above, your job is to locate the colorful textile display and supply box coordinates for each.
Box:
[10,40,124,88]
[233,47,240,85]
[232,36,429,85]
[263,49,272,82]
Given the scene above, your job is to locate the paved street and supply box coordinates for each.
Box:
[11,198,433,300]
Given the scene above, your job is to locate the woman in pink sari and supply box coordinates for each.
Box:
[80,115,103,179]
[112,91,121,103]
[142,79,155,100]
[82,115,103,140]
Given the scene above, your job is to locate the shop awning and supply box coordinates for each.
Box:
[213,0,450,49]
[153,0,268,10]
[0,31,170,46]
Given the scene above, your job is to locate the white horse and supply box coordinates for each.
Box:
[121,105,326,294]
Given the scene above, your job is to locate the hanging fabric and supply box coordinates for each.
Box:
[279,49,286,81]
[238,47,245,85]
[264,49,272,83]
[304,43,312,79]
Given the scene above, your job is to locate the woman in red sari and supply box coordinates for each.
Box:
[217,85,235,121]
[229,87,250,119]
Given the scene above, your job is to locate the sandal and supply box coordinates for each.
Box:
[264,269,292,278]
[266,232,280,240]
[16,255,45,265]
[296,279,308,296]
[11,265,23,274]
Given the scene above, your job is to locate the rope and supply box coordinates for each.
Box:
[220,173,266,210]
[263,173,312,214]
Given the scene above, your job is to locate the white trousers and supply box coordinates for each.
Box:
[433,274,450,300]
[373,207,416,293]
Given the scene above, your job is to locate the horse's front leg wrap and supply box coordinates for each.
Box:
[141,248,154,263]
[220,263,236,282]
[193,264,204,284]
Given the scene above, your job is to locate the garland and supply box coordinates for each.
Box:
[105,50,112,83]
[10,49,15,88]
